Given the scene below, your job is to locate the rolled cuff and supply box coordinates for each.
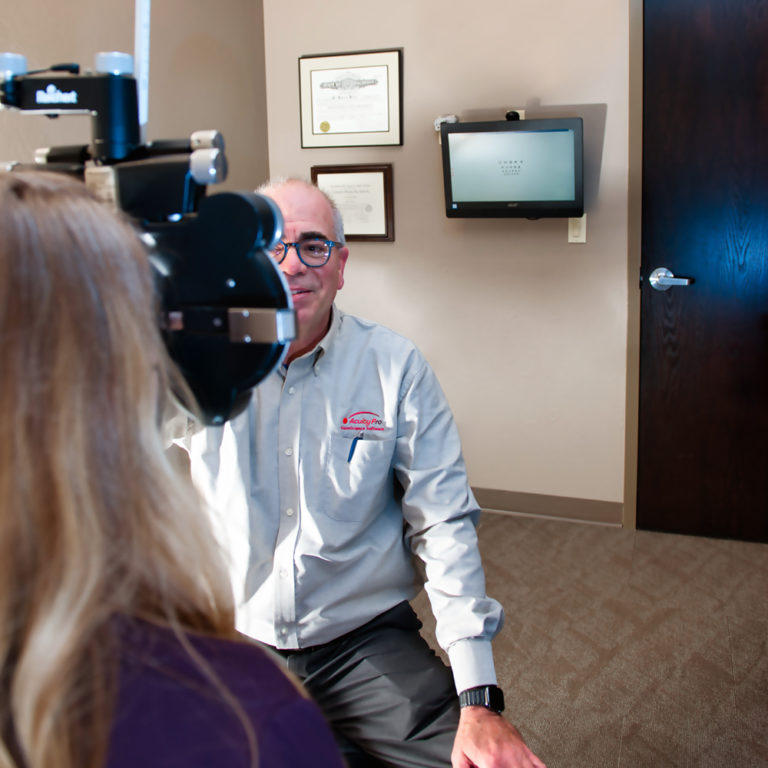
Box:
[446,638,497,693]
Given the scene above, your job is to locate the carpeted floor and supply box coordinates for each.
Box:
[412,511,768,767]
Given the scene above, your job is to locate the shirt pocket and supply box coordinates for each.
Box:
[319,432,396,522]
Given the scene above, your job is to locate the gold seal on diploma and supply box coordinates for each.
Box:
[320,121,330,133]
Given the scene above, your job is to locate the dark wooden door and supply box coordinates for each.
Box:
[637,0,768,541]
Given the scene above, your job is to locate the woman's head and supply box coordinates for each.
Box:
[0,171,183,605]
[0,171,235,768]
[0,170,165,494]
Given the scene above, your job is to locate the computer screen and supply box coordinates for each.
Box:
[440,117,583,218]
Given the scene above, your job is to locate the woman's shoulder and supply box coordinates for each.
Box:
[107,619,344,768]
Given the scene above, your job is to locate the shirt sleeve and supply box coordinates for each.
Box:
[393,353,505,693]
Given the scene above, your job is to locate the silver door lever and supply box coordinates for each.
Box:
[649,267,693,291]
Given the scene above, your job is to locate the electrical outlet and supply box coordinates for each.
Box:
[568,214,587,243]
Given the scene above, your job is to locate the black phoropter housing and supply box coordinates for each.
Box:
[2,61,221,220]
[0,53,295,425]
[4,70,141,162]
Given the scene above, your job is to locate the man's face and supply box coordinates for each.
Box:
[266,182,349,359]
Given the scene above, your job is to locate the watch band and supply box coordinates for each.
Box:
[458,685,505,713]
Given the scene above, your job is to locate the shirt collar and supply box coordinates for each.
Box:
[315,304,341,365]
[279,304,341,378]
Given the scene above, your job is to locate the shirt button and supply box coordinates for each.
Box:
[284,447,293,456]
[280,627,288,636]
[279,569,289,579]
[288,386,296,395]
[285,508,295,517]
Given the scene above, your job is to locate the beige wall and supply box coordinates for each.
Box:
[3,1,633,522]
[263,1,631,514]
[1,0,267,192]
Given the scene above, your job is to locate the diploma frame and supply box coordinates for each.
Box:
[299,49,403,147]
[311,163,394,242]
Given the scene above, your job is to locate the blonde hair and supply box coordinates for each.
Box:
[0,172,241,768]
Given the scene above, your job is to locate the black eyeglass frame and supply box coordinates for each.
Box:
[270,239,342,268]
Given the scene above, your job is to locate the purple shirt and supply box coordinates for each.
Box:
[106,619,344,768]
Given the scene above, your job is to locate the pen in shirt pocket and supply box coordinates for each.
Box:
[347,431,364,462]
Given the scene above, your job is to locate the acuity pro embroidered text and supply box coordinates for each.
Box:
[341,411,385,431]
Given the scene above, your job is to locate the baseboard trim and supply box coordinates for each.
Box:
[472,487,624,526]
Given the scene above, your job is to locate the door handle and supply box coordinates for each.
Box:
[649,267,693,291]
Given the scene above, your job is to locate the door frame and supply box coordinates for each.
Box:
[623,0,644,530]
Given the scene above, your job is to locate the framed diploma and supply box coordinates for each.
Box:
[311,163,394,242]
[299,49,403,147]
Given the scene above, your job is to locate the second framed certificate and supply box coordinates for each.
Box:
[311,164,394,242]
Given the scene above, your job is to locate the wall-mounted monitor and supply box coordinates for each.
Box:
[440,117,583,218]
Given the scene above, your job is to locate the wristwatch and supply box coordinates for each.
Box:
[458,685,505,714]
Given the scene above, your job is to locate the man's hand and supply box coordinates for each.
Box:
[451,707,546,768]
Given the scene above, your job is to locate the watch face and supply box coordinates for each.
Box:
[488,686,505,712]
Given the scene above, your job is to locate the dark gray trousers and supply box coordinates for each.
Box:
[270,602,459,768]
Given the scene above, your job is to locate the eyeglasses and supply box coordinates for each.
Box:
[269,239,341,268]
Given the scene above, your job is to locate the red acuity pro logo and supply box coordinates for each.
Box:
[341,411,385,432]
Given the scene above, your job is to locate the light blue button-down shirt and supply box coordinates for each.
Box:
[187,307,504,692]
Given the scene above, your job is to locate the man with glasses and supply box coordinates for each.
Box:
[186,178,545,768]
